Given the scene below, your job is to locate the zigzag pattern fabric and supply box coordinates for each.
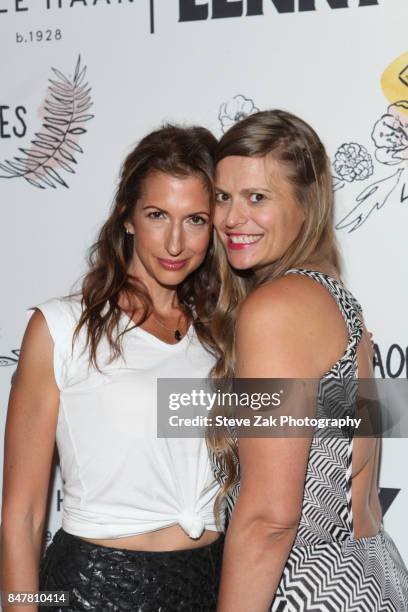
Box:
[210,269,408,611]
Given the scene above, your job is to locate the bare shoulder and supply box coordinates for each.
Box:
[238,274,340,329]
[21,309,53,355]
[13,309,55,385]
[236,274,348,378]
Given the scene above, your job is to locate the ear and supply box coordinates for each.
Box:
[124,221,135,235]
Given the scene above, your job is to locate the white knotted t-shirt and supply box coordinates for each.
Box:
[36,296,223,540]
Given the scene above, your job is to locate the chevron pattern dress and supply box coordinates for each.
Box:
[211,268,408,611]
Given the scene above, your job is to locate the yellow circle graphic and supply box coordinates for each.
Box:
[381,50,408,115]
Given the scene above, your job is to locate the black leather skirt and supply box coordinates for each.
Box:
[39,528,224,611]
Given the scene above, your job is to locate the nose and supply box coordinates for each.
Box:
[165,221,184,256]
[221,200,247,230]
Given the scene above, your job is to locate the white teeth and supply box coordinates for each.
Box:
[229,234,261,244]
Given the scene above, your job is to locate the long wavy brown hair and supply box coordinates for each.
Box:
[207,109,342,517]
[73,124,221,367]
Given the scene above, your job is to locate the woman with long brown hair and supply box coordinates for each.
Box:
[1,124,225,611]
[208,109,408,611]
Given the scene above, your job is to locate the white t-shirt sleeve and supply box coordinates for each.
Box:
[34,298,74,390]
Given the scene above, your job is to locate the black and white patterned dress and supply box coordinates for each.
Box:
[211,269,408,611]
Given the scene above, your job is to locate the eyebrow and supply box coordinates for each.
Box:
[142,205,210,216]
[215,186,273,195]
[241,187,273,195]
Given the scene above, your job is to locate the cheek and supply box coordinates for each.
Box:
[134,217,161,239]
[214,206,226,231]
[254,208,279,231]
[187,227,210,255]
[262,205,304,235]
[133,221,164,256]
[288,205,305,234]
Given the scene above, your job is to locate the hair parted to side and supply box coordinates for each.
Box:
[73,124,220,368]
[208,110,341,518]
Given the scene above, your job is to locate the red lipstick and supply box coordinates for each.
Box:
[226,233,263,250]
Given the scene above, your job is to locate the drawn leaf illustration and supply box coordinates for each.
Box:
[54,156,75,173]
[51,68,71,85]
[65,139,83,153]
[26,178,46,189]
[0,55,94,189]
[336,168,404,233]
[59,147,77,163]
[333,176,345,192]
[0,349,20,367]
[0,357,18,367]
[0,163,15,174]
[18,147,48,160]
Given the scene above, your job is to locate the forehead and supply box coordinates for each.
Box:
[139,171,210,210]
[215,155,287,190]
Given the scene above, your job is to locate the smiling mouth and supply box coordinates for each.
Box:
[227,234,263,249]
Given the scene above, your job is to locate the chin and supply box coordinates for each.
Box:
[227,253,258,272]
[156,273,188,287]
[153,267,192,286]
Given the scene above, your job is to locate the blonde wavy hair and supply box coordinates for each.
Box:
[208,109,341,518]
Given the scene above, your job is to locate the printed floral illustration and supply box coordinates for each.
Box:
[0,55,94,190]
[371,102,408,165]
[333,143,374,191]
[218,95,260,133]
[335,103,408,233]
[335,52,408,233]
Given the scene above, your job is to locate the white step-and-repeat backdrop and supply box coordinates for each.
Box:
[1,0,407,561]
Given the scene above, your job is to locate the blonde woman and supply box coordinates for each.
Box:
[208,110,408,611]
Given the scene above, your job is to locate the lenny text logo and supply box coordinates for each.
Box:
[179,0,379,21]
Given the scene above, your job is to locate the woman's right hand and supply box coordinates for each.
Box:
[0,311,60,612]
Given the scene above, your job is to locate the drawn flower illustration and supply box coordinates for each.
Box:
[335,53,408,233]
[218,95,260,133]
[0,55,94,190]
[332,143,374,191]
[371,102,408,165]
[336,104,408,233]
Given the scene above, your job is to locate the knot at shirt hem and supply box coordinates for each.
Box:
[177,509,206,539]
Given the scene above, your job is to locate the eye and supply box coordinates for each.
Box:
[147,211,165,219]
[249,193,265,204]
[189,215,208,226]
[215,191,230,203]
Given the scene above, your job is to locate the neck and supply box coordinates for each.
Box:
[126,260,181,315]
[251,258,337,282]
[150,287,180,315]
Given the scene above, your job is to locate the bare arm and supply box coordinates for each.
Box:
[217,276,349,611]
[0,311,59,612]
